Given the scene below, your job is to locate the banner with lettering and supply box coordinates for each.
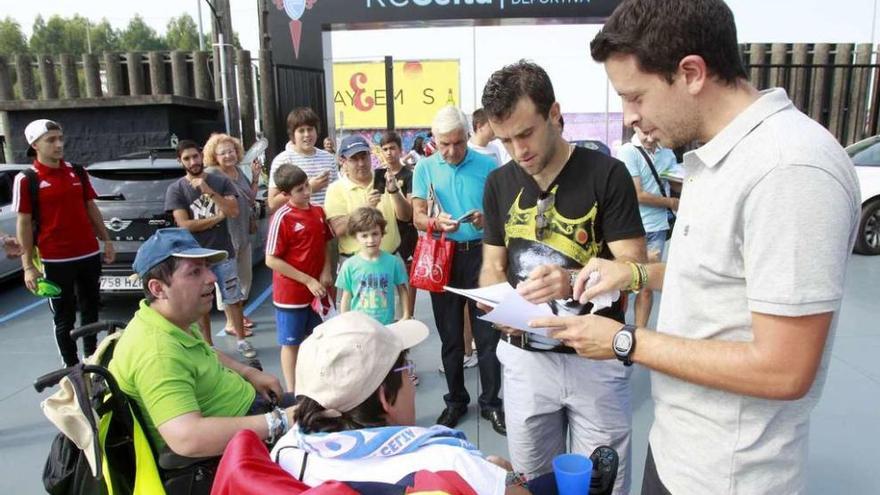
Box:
[332,60,460,129]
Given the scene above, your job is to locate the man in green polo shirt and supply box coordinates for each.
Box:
[109,228,296,457]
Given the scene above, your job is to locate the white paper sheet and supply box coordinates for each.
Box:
[478,291,555,337]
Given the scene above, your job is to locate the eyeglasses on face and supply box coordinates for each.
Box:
[535,192,556,241]
[393,359,415,374]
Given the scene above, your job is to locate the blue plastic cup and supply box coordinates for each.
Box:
[553,453,593,495]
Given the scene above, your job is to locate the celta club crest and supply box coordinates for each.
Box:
[274,0,319,59]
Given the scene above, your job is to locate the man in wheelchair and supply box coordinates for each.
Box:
[108,228,297,458]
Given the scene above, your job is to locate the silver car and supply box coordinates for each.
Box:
[0,164,31,281]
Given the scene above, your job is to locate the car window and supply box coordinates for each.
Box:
[89,169,185,202]
[0,171,15,206]
[848,139,880,167]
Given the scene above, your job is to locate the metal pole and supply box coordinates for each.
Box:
[385,55,395,130]
[218,32,232,134]
[197,0,206,51]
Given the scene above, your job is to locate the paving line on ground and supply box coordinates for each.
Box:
[0,299,44,326]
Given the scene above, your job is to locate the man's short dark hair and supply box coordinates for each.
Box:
[286,107,321,137]
[590,0,748,85]
[472,108,489,132]
[347,206,386,236]
[176,139,200,158]
[142,256,181,303]
[273,164,308,194]
[481,60,555,122]
[379,131,402,148]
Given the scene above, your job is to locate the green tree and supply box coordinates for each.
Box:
[29,15,70,55]
[88,19,120,53]
[165,14,207,51]
[119,14,166,51]
[0,17,28,56]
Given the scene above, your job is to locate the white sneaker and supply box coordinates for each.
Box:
[237,339,257,359]
[463,353,478,368]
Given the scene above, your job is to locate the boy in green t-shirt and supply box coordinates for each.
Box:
[336,207,411,325]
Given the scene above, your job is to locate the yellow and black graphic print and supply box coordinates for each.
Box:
[503,185,601,266]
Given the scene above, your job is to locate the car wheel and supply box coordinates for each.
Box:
[854,199,880,255]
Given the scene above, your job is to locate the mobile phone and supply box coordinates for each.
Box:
[456,209,480,223]
[372,170,387,192]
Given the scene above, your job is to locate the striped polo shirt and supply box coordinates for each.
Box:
[268,143,338,206]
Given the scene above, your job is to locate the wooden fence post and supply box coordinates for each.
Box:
[15,54,36,100]
[828,43,853,141]
[83,53,102,98]
[37,55,58,100]
[846,43,873,144]
[193,51,213,100]
[748,43,767,88]
[59,54,79,99]
[790,44,809,111]
[104,52,124,97]
[148,52,168,95]
[0,56,13,101]
[809,43,831,125]
[127,52,145,96]
[768,43,787,88]
[170,51,190,97]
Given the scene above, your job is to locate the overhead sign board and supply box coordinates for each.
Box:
[333,60,460,129]
[269,0,620,67]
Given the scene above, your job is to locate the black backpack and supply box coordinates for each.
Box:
[22,164,90,240]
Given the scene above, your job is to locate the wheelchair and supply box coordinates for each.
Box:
[35,321,219,495]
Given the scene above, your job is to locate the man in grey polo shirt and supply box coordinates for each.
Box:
[521,0,861,493]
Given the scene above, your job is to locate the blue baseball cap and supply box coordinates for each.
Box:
[132,228,227,277]
[338,135,371,159]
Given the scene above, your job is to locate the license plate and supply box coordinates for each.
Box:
[100,275,141,292]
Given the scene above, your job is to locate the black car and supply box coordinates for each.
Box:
[89,153,269,294]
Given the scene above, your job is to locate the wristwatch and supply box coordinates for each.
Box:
[612,324,637,366]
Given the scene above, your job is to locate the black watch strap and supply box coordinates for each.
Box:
[613,324,637,366]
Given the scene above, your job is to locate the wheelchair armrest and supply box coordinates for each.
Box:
[158,446,220,471]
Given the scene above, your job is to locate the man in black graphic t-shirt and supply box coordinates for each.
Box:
[479,61,645,494]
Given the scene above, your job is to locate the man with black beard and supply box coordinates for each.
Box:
[479,61,645,494]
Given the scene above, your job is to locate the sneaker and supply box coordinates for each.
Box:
[438,362,445,373]
[463,353,478,368]
[237,339,257,359]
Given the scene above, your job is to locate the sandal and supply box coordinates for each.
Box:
[225,327,254,337]
[243,316,255,329]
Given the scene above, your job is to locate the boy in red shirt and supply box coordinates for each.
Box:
[265,164,333,392]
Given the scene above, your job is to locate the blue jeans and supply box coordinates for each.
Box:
[645,230,668,261]
[210,257,244,305]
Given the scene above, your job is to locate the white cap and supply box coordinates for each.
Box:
[295,312,429,415]
[25,119,61,146]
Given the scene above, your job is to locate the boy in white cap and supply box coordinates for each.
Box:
[12,119,115,366]
[272,311,529,494]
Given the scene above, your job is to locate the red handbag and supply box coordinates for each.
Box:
[409,222,454,292]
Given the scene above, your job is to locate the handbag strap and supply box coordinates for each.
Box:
[635,145,676,221]
[426,219,447,242]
